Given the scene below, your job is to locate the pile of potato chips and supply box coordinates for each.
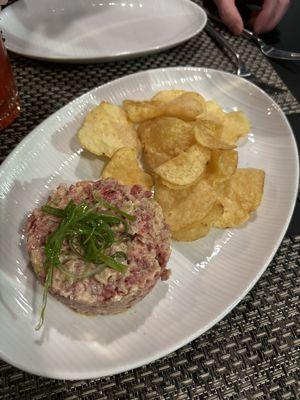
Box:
[78,90,265,241]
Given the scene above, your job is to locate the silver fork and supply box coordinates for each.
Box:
[205,23,286,95]
[207,10,300,61]
[242,28,300,60]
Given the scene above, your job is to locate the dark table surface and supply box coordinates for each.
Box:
[205,0,300,236]
[263,0,300,236]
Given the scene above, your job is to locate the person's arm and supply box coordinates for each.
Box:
[213,0,290,35]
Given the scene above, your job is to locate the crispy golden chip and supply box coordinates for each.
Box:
[154,144,210,186]
[142,147,171,171]
[220,111,251,145]
[172,222,210,241]
[160,179,197,190]
[213,168,264,228]
[229,168,265,212]
[155,179,217,232]
[172,202,223,241]
[77,102,139,157]
[160,92,206,121]
[213,181,249,228]
[123,100,161,123]
[154,177,179,212]
[205,100,226,124]
[193,120,236,150]
[214,194,249,228]
[202,202,224,225]
[124,92,206,123]
[101,147,153,189]
[151,90,187,103]
[206,149,238,186]
[138,117,195,169]
[78,90,264,242]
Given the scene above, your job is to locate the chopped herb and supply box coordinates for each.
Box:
[35,198,136,330]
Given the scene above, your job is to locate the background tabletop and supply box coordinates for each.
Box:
[204,0,300,237]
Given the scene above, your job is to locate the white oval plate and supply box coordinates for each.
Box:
[0,68,298,380]
[0,0,207,62]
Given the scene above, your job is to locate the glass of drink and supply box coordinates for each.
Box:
[0,32,20,130]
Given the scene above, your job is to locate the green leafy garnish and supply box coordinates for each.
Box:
[35,198,136,330]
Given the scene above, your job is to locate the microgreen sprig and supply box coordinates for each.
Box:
[35,198,136,330]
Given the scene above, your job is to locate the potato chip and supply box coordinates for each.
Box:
[202,202,224,225]
[142,147,171,171]
[229,168,265,212]
[213,195,249,228]
[160,92,206,121]
[155,179,217,232]
[206,149,238,186]
[172,202,223,241]
[123,100,161,123]
[154,144,210,186]
[193,120,236,150]
[124,92,206,123]
[101,147,153,189]
[172,222,210,241]
[78,102,139,157]
[138,117,195,169]
[205,100,226,124]
[213,168,265,228]
[213,181,249,229]
[151,90,187,103]
[154,178,178,211]
[220,111,251,145]
[160,179,197,190]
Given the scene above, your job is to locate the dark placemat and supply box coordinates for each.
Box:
[1,236,299,400]
[1,0,300,163]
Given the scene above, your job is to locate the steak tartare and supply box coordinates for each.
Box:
[26,179,171,319]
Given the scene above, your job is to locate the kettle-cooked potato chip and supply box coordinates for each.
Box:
[156,179,217,232]
[202,202,224,226]
[101,147,153,190]
[172,222,210,241]
[172,202,223,241]
[154,144,210,186]
[124,92,206,123]
[123,100,161,123]
[154,177,180,212]
[205,100,226,124]
[193,120,236,150]
[77,102,139,157]
[206,149,238,186]
[78,89,264,242]
[160,92,206,121]
[138,117,195,169]
[151,90,187,103]
[213,168,264,228]
[142,147,171,172]
[229,168,265,212]
[159,178,197,190]
[220,111,251,145]
[213,194,249,228]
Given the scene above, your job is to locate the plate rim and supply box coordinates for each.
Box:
[0,0,207,63]
[0,67,299,380]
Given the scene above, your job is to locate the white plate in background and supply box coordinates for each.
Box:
[0,0,207,62]
[0,67,298,379]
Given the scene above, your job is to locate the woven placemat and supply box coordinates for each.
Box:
[1,236,299,400]
[1,0,300,163]
[1,1,300,399]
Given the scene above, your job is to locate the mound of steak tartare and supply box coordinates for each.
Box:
[26,179,171,315]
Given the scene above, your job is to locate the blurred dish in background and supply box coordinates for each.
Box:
[0,0,207,63]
